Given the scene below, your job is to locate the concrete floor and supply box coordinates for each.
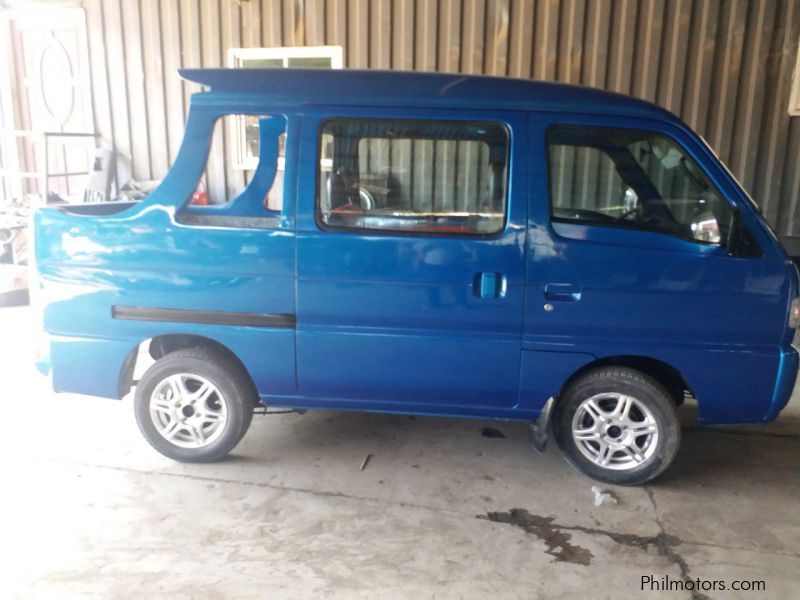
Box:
[1,305,799,599]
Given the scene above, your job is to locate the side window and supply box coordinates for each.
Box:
[549,145,629,219]
[548,125,734,245]
[178,114,286,227]
[317,119,509,236]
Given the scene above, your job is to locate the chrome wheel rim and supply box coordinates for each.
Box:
[149,373,228,449]
[571,393,659,471]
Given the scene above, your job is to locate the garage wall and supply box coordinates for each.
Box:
[79,0,800,232]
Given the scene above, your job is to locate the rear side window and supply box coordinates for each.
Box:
[548,125,734,245]
[318,119,509,236]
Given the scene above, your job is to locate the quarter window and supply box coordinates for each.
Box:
[548,126,734,245]
[318,119,509,236]
[177,114,286,228]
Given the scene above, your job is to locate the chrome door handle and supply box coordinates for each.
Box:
[474,272,507,299]
[544,283,581,302]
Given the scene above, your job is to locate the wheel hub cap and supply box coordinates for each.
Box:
[571,393,659,471]
[149,373,228,449]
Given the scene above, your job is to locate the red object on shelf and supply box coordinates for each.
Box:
[190,181,209,205]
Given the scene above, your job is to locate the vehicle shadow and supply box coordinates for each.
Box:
[655,424,799,488]
[232,403,800,490]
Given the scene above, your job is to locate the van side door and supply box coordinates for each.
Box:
[292,108,528,416]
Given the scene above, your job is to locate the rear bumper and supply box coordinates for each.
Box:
[763,346,799,422]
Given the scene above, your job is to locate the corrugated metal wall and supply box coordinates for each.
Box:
[81,0,800,232]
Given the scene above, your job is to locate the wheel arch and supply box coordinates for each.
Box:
[559,355,694,408]
[118,333,258,401]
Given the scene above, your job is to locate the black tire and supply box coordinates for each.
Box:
[134,347,255,462]
[553,367,681,485]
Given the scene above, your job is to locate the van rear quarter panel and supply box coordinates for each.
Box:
[34,206,296,399]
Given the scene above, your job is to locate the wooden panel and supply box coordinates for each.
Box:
[730,0,776,191]
[261,0,282,47]
[706,0,748,164]
[533,0,560,81]
[581,0,611,88]
[507,0,534,79]
[392,0,414,71]
[120,0,150,179]
[282,0,304,46]
[200,0,226,203]
[369,0,391,69]
[305,0,326,46]
[325,0,347,49]
[141,0,168,177]
[160,0,185,165]
[681,0,720,133]
[557,0,585,84]
[418,0,440,72]
[101,0,131,181]
[606,0,638,94]
[84,1,113,152]
[460,0,485,75]
[438,0,461,73]
[346,0,368,68]
[764,0,800,233]
[782,118,800,235]
[632,0,665,103]
[179,0,202,112]
[484,0,510,76]
[657,0,691,114]
[242,0,262,48]
[221,0,245,200]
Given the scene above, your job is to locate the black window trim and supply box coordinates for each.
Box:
[314,116,512,239]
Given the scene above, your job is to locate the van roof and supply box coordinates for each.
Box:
[179,68,678,123]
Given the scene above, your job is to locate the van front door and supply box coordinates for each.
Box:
[293,110,528,415]
[525,114,790,423]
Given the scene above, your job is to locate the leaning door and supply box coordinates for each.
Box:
[294,109,528,415]
[2,7,94,201]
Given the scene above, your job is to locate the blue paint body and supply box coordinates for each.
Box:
[33,69,798,425]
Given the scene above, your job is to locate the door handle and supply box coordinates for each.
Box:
[544,283,581,302]
[474,272,507,299]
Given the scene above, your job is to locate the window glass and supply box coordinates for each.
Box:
[549,126,734,244]
[318,119,509,236]
[287,56,332,68]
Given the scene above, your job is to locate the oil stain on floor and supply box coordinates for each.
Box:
[480,508,594,566]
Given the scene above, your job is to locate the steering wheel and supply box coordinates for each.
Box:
[613,206,641,222]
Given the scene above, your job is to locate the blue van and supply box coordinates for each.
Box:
[33,69,799,484]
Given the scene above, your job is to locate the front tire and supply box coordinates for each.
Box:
[553,367,681,485]
[134,348,255,462]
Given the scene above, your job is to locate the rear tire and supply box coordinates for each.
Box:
[134,348,255,462]
[553,367,681,485]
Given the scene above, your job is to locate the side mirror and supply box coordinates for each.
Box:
[689,207,721,243]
